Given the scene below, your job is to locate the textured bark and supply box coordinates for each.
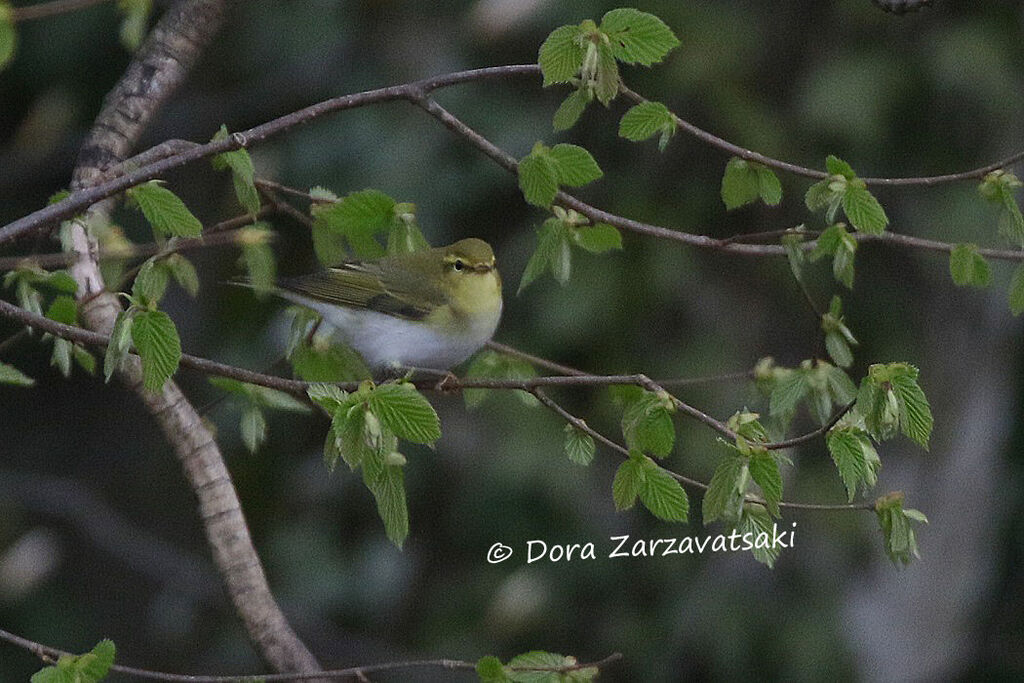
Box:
[66,0,322,675]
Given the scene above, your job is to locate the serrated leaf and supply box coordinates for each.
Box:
[0,3,16,70]
[621,391,675,457]
[637,462,688,522]
[826,365,858,404]
[591,42,620,105]
[876,497,924,567]
[463,350,538,407]
[240,404,266,453]
[702,455,747,524]
[164,253,200,297]
[825,331,854,368]
[571,223,621,253]
[132,258,169,304]
[517,150,560,207]
[128,181,202,237]
[549,143,603,187]
[306,382,349,411]
[131,309,181,392]
[805,179,834,212]
[364,462,408,548]
[104,310,134,381]
[737,503,780,568]
[842,182,888,235]
[0,361,34,386]
[518,218,564,294]
[618,101,673,141]
[553,87,589,131]
[612,457,644,510]
[825,155,856,179]
[748,453,782,517]
[314,189,394,258]
[828,428,868,502]
[599,8,680,66]
[538,24,586,85]
[949,243,992,287]
[1009,264,1024,315]
[769,369,809,418]
[476,656,510,683]
[890,371,932,449]
[367,383,441,444]
[564,424,595,465]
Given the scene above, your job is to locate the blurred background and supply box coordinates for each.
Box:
[1,0,1023,680]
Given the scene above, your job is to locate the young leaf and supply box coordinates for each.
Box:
[737,503,780,568]
[552,87,589,131]
[240,225,276,293]
[842,181,889,235]
[549,143,603,187]
[721,158,761,210]
[748,452,782,518]
[0,2,16,70]
[364,462,409,548]
[599,8,680,65]
[517,149,560,207]
[367,383,441,444]
[164,254,200,297]
[618,101,674,142]
[948,243,992,287]
[769,369,809,419]
[571,223,622,253]
[131,309,181,392]
[825,332,854,369]
[825,155,856,180]
[538,24,586,85]
[889,367,933,449]
[508,651,596,683]
[612,455,644,511]
[132,258,169,304]
[31,638,115,683]
[73,345,96,375]
[104,309,135,382]
[127,181,203,237]
[637,460,689,522]
[463,350,539,407]
[621,391,675,457]
[702,455,747,524]
[875,494,926,567]
[756,165,783,206]
[240,404,267,453]
[314,189,395,258]
[518,218,568,293]
[291,339,371,382]
[0,361,34,387]
[826,427,880,501]
[211,125,260,215]
[118,0,152,50]
[1010,264,1024,315]
[590,42,621,105]
[476,655,509,683]
[564,424,595,465]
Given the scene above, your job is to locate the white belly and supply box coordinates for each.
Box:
[281,293,500,370]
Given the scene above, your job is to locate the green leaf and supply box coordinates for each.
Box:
[386,214,429,256]
[104,310,135,382]
[618,101,674,142]
[364,462,409,548]
[702,455,747,524]
[756,165,783,206]
[1010,264,1024,315]
[73,345,96,375]
[748,452,782,518]
[164,254,200,297]
[875,495,926,567]
[825,155,856,180]
[599,8,680,65]
[621,391,675,457]
[538,24,586,85]
[720,158,761,210]
[508,650,596,683]
[843,181,888,235]
[781,232,806,283]
[571,223,621,253]
[32,639,115,683]
[563,424,595,465]
[590,42,621,105]
[117,0,152,50]
[517,149,560,207]
[240,404,267,453]
[313,189,394,258]
[291,339,371,382]
[211,125,260,215]
[826,427,880,502]
[825,331,854,369]
[45,295,77,325]
[737,503,780,568]
[890,368,933,449]
[128,181,203,237]
[552,87,589,131]
[51,338,72,378]
[805,179,834,213]
[463,350,539,407]
[476,655,511,683]
[131,309,181,392]
[367,383,441,444]
[0,361,34,387]
[306,383,349,411]
[0,3,15,70]
[637,460,689,522]
[612,456,644,511]
[769,369,809,419]
[826,365,859,405]
[132,258,169,305]
[549,143,603,187]
[518,218,568,293]
[948,243,992,287]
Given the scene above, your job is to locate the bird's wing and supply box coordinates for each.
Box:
[276,261,444,321]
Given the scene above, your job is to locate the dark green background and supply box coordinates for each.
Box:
[1,0,1022,680]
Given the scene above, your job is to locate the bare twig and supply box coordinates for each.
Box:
[10,0,111,23]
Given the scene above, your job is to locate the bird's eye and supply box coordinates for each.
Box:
[453,259,464,271]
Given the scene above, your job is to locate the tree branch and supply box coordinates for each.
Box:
[10,0,111,23]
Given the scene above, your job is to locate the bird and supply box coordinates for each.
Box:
[248,238,502,371]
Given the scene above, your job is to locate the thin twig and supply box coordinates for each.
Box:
[10,0,111,22]
[766,401,856,451]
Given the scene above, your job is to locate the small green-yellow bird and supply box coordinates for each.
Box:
[265,238,502,370]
